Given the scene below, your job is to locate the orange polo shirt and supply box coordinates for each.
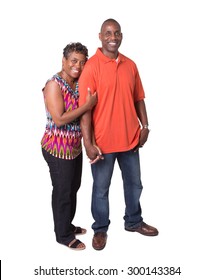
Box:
[79,48,145,154]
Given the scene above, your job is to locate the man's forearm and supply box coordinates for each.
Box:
[135,99,149,127]
[80,111,93,147]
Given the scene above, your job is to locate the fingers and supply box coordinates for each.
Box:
[87,87,91,94]
[133,146,139,152]
[93,145,102,155]
[88,87,97,98]
[90,155,102,164]
[89,154,104,164]
[133,143,145,152]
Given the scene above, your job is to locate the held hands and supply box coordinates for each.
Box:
[90,145,104,164]
[86,87,97,109]
[134,127,150,152]
[85,144,104,164]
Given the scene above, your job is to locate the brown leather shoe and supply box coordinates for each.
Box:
[92,232,107,250]
[125,222,159,236]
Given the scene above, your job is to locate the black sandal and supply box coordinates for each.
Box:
[68,239,86,250]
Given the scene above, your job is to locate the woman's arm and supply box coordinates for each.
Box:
[44,81,97,127]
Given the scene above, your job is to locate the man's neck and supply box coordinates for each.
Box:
[101,48,118,59]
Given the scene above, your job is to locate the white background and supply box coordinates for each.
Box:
[0,0,213,279]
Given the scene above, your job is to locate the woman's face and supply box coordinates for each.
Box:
[62,51,87,79]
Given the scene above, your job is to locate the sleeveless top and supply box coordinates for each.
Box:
[41,74,82,160]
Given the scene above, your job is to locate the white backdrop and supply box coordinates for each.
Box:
[0,0,214,279]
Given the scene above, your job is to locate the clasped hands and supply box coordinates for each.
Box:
[86,144,104,164]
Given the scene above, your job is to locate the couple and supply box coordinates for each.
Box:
[41,18,158,251]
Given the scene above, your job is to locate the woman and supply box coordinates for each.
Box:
[41,42,97,250]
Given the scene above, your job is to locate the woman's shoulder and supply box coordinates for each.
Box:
[43,74,60,91]
[47,74,64,86]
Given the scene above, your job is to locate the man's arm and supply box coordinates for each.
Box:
[134,99,150,149]
[80,111,103,163]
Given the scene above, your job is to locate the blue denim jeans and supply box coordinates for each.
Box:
[91,150,143,232]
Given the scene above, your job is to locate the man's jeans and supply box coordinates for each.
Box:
[91,150,143,232]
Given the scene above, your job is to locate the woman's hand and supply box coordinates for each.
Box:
[86,87,97,109]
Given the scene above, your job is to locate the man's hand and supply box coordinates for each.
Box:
[134,128,150,152]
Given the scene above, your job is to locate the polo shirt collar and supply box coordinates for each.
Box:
[96,48,125,63]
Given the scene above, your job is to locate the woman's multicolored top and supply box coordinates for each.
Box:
[41,74,82,160]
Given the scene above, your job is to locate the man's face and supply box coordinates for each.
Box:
[99,21,123,57]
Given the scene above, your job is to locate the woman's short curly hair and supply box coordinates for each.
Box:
[63,42,88,59]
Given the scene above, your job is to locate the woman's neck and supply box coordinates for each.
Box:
[58,71,77,89]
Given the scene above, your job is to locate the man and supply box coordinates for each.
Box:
[79,18,158,250]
